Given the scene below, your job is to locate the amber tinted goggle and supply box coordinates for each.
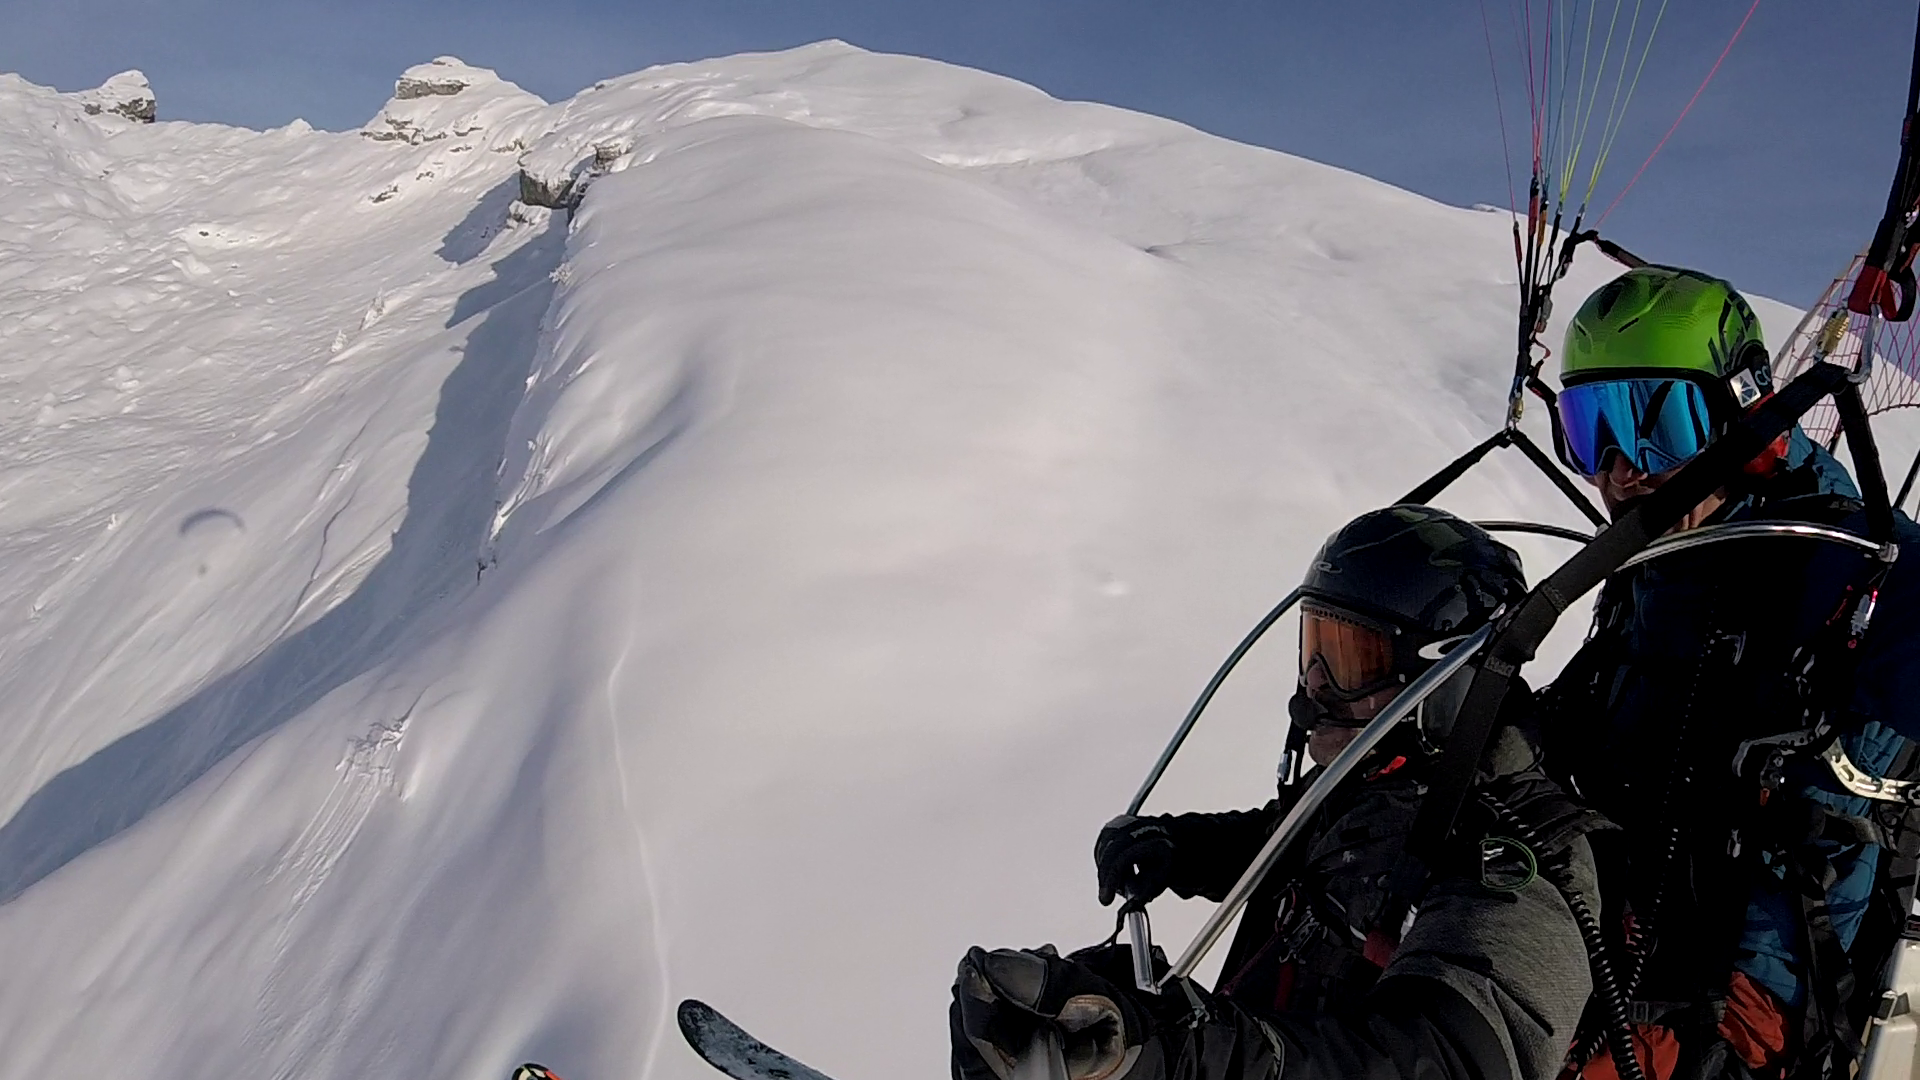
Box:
[1299,601,1399,707]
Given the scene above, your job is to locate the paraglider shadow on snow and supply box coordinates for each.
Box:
[437,175,525,269]
[179,508,245,536]
[0,207,568,907]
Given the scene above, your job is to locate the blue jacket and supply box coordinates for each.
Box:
[1544,430,1920,1028]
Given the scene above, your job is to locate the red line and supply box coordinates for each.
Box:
[1596,0,1763,226]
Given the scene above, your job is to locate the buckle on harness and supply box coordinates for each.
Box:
[1822,740,1920,805]
[1734,726,1829,792]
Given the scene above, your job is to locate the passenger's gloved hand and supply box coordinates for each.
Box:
[950,945,1146,1080]
[1095,815,1176,907]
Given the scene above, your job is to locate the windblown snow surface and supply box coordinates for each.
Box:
[0,42,1883,1080]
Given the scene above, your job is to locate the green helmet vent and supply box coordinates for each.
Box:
[1561,266,1767,391]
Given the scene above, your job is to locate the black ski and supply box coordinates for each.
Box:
[679,999,840,1080]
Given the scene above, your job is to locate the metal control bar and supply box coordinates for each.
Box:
[1117,521,1589,990]
[1126,589,1306,817]
[1475,520,1596,544]
[1620,520,1886,570]
[1120,589,1304,992]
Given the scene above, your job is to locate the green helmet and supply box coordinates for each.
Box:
[1553,267,1780,478]
[1561,266,1772,411]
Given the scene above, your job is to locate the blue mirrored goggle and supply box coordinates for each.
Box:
[1554,377,1716,477]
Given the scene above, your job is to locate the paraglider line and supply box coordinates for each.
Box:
[1596,0,1761,225]
[1523,0,1543,164]
[1584,0,1674,208]
[1481,0,1521,215]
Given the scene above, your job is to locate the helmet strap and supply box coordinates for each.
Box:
[1721,340,1773,414]
[1727,342,1786,478]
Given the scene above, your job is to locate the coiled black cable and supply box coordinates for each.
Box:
[1623,636,1721,991]
[1563,624,1727,1068]
[1561,873,1650,1080]
[1479,790,1647,1080]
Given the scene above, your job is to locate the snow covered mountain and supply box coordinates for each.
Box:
[0,42,1830,1080]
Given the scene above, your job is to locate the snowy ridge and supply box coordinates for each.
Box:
[0,41,1831,1080]
[362,57,545,148]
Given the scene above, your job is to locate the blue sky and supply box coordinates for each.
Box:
[5,0,1915,307]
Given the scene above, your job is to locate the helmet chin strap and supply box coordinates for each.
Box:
[1287,688,1342,731]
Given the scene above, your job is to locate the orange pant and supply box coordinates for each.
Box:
[1569,973,1790,1080]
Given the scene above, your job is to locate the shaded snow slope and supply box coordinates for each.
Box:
[0,40,1848,1080]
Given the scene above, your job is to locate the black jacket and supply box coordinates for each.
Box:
[1539,442,1920,1075]
[1118,721,1608,1080]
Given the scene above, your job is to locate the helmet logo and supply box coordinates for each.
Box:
[1416,633,1474,661]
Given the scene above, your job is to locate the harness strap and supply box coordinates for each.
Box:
[1791,845,1861,1077]
[1818,741,1920,811]
[1396,360,1854,927]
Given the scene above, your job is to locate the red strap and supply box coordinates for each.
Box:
[1848,264,1900,317]
[1366,755,1410,780]
[1362,929,1397,967]
[1571,1024,1682,1080]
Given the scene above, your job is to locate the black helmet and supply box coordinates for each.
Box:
[1292,505,1525,733]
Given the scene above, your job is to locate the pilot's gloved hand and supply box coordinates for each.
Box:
[950,945,1145,1080]
[1094,815,1176,908]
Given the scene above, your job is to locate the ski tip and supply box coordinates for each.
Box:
[679,998,718,1040]
[514,1064,564,1080]
[679,998,834,1080]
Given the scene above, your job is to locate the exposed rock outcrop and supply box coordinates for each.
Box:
[517,137,633,211]
[77,71,156,123]
[517,169,577,210]
[361,57,545,147]
[394,66,471,101]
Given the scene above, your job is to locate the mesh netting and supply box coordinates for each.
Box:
[1770,253,1920,446]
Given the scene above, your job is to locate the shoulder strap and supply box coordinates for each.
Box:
[1386,359,1854,931]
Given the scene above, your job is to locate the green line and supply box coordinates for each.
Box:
[1564,0,1603,180]
[1561,0,1627,205]
[1550,0,1582,206]
[1585,0,1671,206]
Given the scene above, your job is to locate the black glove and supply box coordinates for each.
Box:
[1094,815,1176,907]
[950,945,1146,1080]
